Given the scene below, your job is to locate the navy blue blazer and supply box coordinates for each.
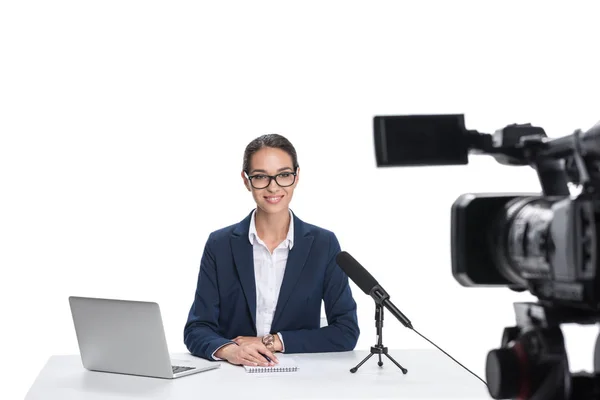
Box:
[184,211,360,360]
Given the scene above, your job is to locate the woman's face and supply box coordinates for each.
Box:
[242,147,299,215]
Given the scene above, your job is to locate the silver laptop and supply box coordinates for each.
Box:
[68,296,220,379]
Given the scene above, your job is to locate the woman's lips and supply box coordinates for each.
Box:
[264,195,283,204]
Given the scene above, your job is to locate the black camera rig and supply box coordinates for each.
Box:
[373,114,600,399]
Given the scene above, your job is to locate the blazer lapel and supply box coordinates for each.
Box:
[271,216,313,330]
[231,214,257,329]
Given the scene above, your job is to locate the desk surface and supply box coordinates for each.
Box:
[26,349,490,400]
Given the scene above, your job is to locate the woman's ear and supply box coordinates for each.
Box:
[241,171,251,191]
[294,167,300,186]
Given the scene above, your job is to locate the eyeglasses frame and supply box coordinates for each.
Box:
[245,170,298,189]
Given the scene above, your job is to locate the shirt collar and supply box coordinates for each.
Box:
[248,209,294,250]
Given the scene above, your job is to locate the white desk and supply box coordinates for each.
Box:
[25,349,490,399]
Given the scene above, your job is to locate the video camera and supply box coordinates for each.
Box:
[373,114,600,400]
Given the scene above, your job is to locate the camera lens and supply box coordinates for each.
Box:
[489,197,556,286]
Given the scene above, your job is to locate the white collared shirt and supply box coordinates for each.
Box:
[248,208,294,350]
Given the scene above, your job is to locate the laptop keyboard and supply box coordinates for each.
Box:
[172,365,195,374]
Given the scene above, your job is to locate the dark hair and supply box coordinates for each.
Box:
[242,134,299,173]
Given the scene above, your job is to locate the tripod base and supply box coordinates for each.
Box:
[350,345,408,374]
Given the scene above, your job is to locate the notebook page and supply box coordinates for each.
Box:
[243,357,299,373]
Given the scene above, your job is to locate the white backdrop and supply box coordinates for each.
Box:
[2,1,600,398]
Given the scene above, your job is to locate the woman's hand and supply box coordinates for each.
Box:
[215,341,279,367]
[233,335,283,351]
[232,336,262,346]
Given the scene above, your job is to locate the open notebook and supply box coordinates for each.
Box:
[243,357,299,373]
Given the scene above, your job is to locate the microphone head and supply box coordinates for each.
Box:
[335,251,379,295]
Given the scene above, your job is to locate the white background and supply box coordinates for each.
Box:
[2,1,600,398]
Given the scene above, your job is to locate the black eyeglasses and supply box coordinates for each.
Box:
[246,171,297,189]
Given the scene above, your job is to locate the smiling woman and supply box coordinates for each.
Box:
[183,134,360,368]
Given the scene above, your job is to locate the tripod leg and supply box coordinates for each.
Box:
[378,353,383,367]
[350,353,374,373]
[384,353,408,374]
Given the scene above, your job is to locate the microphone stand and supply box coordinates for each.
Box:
[350,302,408,374]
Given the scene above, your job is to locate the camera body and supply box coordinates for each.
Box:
[374,113,600,311]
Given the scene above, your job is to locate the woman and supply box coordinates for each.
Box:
[183,134,359,367]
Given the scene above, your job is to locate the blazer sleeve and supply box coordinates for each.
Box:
[278,232,360,353]
[183,233,234,360]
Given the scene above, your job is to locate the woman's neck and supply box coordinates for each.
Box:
[254,207,290,243]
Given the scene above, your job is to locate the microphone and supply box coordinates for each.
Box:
[335,250,488,387]
[336,251,413,329]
